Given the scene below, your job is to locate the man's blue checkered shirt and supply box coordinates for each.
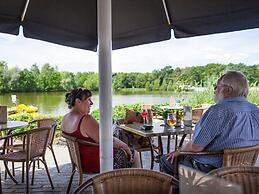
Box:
[191,97,259,167]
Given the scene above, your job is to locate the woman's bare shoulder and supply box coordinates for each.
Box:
[62,113,81,132]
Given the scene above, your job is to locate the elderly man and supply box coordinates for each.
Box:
[160,70,259,174]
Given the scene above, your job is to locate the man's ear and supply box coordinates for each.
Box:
[224,86,233,96]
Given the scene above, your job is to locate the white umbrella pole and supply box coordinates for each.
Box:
[97,0,113,172]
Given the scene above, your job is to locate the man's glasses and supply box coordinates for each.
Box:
[213,84,231,90]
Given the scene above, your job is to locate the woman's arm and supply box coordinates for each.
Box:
[113,136,131,156]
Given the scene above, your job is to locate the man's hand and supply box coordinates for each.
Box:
[166,150,180,164]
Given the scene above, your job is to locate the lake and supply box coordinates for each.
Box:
[0,92,182,116]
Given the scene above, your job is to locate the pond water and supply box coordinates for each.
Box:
[0,92,188,116]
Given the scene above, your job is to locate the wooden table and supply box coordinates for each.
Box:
[119,122,193,169]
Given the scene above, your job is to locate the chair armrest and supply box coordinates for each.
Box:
[28,120,37,125]
[73,178,93,194]
[172,150,223,179]
[77,139,99,147]
[0,131,28,154]
[178,151,223,156]
[0,130,28,141]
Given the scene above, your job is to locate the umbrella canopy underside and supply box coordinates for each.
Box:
[0,0,259,51]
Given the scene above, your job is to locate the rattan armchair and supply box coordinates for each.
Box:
[73,168,179,194]
[208,166,259,194]
[192,108,204,124]
[61,131,99,194]
[30,118,60,173]
[115,117,159,169]
[172,144,259,179]
[0,127,54,194]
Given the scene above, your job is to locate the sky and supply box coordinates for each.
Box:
[0,28,259,73]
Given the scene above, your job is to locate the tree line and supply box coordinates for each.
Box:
[0,60,258,93]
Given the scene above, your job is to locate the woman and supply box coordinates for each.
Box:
[61,88,141,172]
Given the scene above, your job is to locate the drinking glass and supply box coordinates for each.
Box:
[167,113,176,127]
[140,110,148,124]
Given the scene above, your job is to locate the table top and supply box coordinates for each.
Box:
[0,121,28,132]
[119,122,193,137]
[160,105,183,110]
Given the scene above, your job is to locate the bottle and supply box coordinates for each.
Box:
[175,110,181,127]
[183,106,192,127]
[147,109,153,124]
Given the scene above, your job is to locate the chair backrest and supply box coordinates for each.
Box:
[74,168,179,194]
[34,118,57,146]
[26,127,51,159]
[61,132,83,173]
[179,165,242,194]
[223,145,259,167]
[123,110,143,124]
[209,166,259,194]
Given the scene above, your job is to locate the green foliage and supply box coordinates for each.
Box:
[8,110,63,134]
[83,73,98,91]
[0,61,258,93]
[181,90,214,108]
[92,103,142,121]
[248,88,259,106]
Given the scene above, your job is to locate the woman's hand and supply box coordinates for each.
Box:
[113,137,132,158]
[124,145,131,159]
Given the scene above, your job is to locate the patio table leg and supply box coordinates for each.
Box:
[174,135,178,151]
[158,136,163,156]
[178,134,187,149]
[167,135,170,153]
[147,137,154,169]
[158,136,164,171]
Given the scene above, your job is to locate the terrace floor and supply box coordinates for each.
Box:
[1,136,170,194]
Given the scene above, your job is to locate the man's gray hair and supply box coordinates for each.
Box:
[221,70,249,97]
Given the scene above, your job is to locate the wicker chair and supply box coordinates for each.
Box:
[73,168,179,194]
[30,118,60,173]
[61,131,99,194]
[208,166,259,194]
[0,127,54,194]
[192,108,204,124]
[115,118,159,169]
[172,144,259,179]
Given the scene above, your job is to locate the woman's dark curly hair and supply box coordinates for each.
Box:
[65,88,92,109]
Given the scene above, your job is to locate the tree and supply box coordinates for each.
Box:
[37,64,61,91]
[17,69,37,92]
[0,61,9,92]
[153,79,160,91]
[60,72,76,91]
[7,67,20,91]
[83,73,98,91]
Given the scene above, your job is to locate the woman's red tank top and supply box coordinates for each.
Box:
[63,115,100,172]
